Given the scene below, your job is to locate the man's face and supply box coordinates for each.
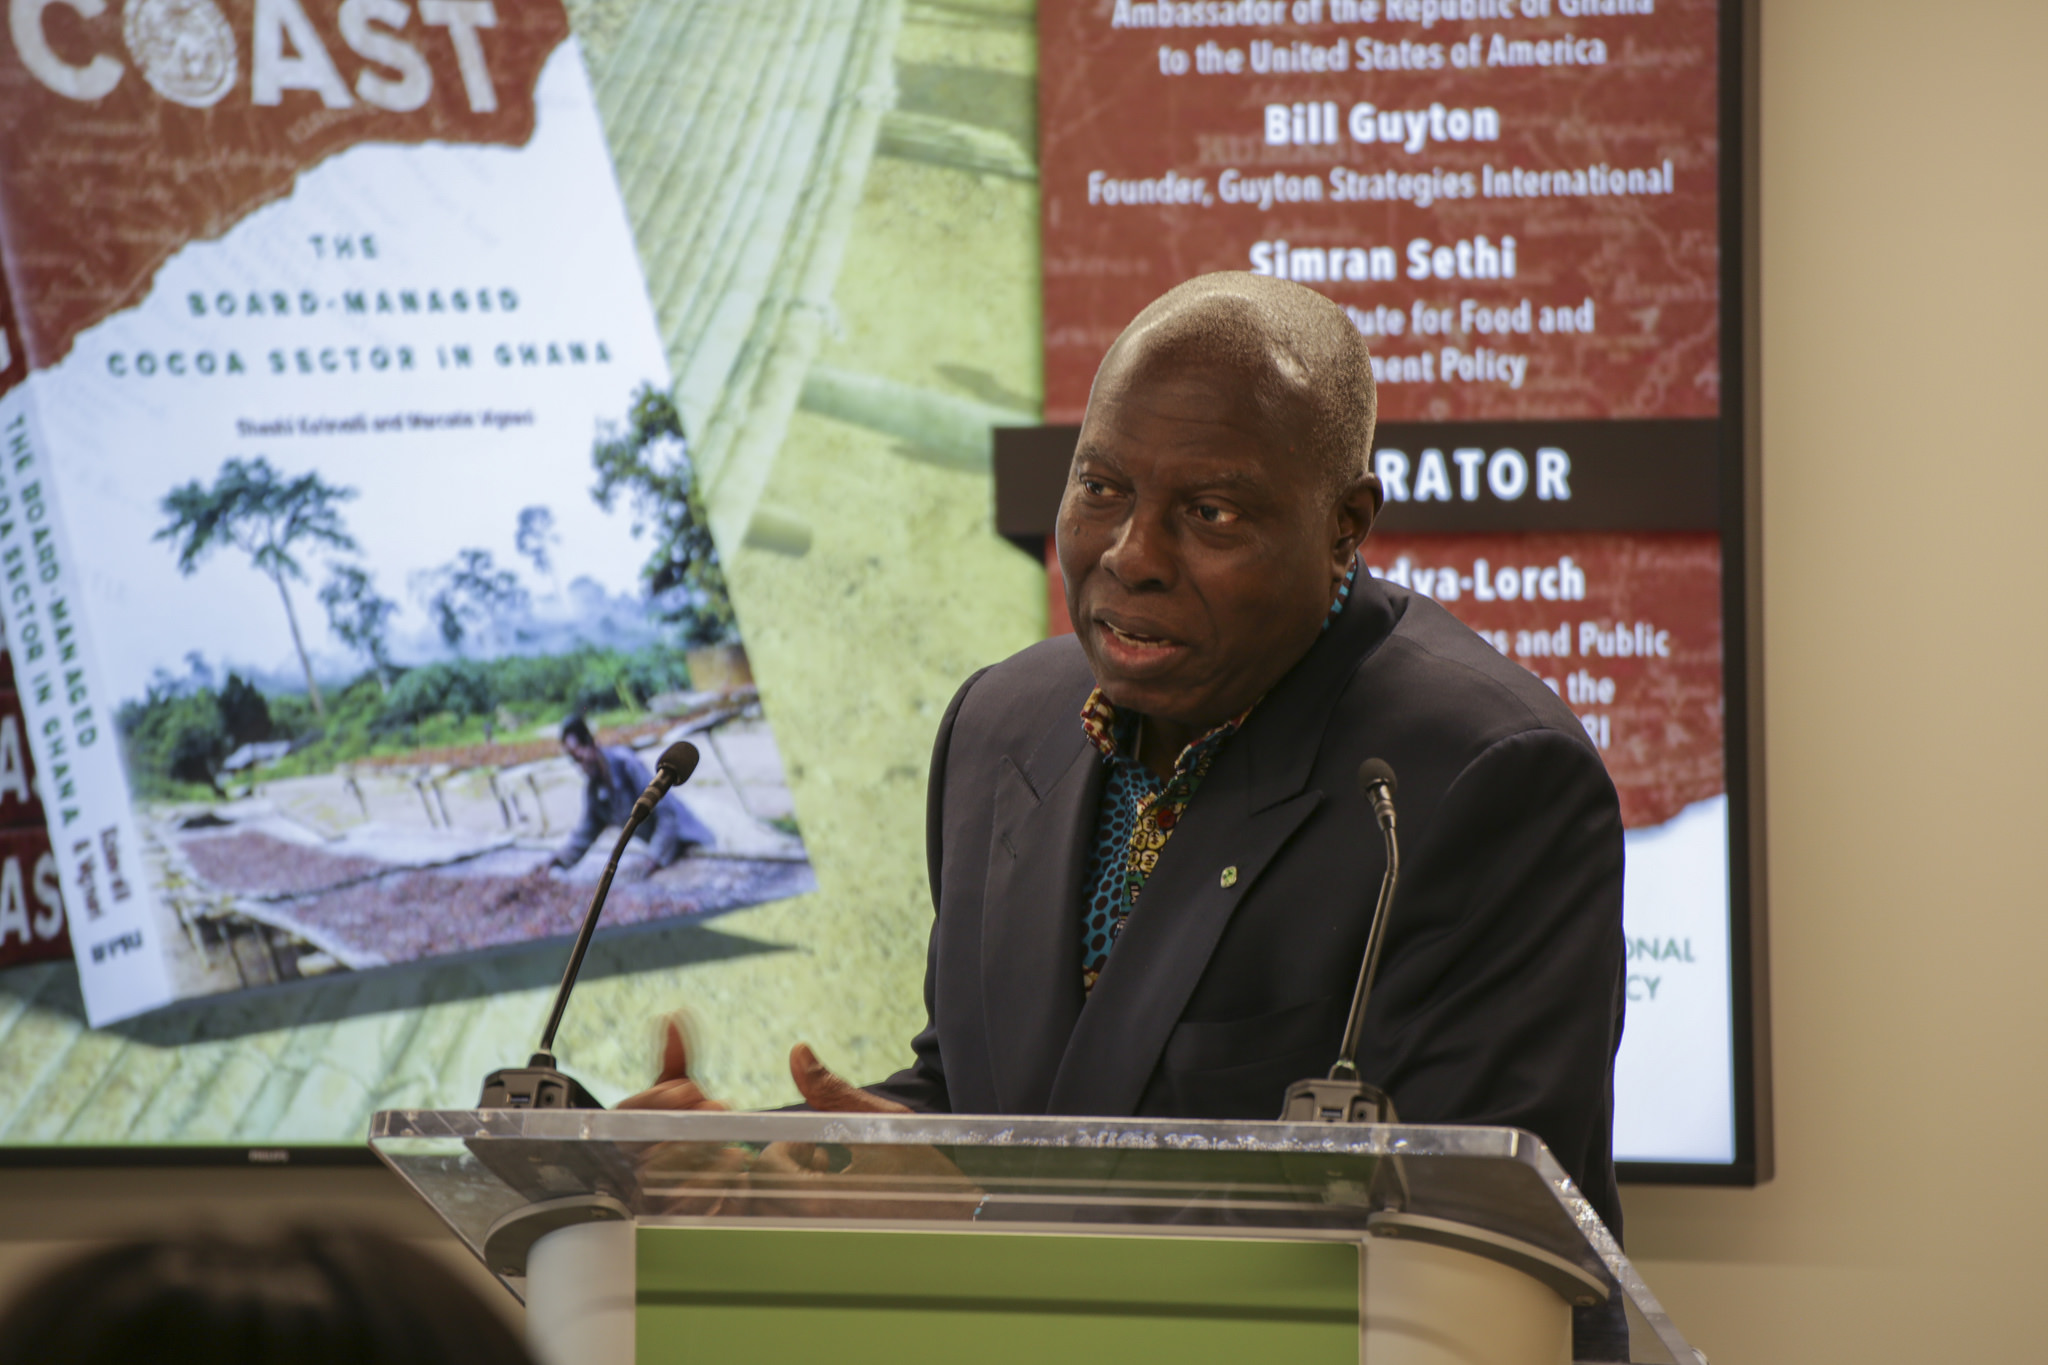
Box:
[564,735,606,781]
[1057,361,1377,730]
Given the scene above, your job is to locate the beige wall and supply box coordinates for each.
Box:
[4,2,2047,1360]
[1620,0,2048,1358]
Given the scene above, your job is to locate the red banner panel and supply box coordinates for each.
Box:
[0,826,67,972]
[1364,530,1721,828]
[1040,0,1720,424]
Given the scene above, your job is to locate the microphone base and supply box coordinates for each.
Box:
[1280,1076,1398,1124]
[480,1052,605,1111]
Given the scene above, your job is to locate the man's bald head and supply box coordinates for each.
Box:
[1089,272,1378,502]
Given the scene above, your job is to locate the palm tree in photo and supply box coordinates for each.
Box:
[410,547,529,656]
[156,457,358,717]
[591,383,736,646]
[319,563,398,692]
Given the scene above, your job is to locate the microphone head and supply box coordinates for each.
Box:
[655,741,701,786]
[1357,758,1398,799]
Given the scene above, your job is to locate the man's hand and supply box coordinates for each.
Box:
[621,1029,975,1220]
[788,1042,909,1114]
[765,1041,910,1174]
[617,1016,728,1112]
[755,1045,976,1221]
[625,1017,745,1215]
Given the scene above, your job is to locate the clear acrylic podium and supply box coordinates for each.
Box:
[370,1109,1701,1365]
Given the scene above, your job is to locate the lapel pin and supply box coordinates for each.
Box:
[1220,866,1238,888]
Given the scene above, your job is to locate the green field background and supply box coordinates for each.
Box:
[0,0,1048,1142]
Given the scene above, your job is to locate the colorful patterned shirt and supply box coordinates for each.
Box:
[1078,693,1246,992]
[1077,562,1358,991]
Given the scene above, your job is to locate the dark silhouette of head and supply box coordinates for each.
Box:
[1058,273,1381,753]
[560,714,606,780]
[0,1226,535,1365]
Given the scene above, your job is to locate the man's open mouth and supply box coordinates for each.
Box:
[1096,618,1186,661]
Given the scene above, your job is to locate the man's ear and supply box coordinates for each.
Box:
[1334,471,1382,565]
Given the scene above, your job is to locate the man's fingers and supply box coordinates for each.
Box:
[790,1043,909,1113]
[617,1014,730,1110]
[654,1014,694,1084]
[616,1077,727,1112]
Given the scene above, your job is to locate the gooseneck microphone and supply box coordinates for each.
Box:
[1281,758,1403,1124]
[1334,758,1399,1078]
[479,741,701,1110]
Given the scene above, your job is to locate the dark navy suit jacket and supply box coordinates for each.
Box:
[869,571,1627,1235]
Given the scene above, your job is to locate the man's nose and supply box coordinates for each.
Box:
[1099,507,1175,590]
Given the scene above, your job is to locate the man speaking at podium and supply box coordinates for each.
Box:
[626,273,1628,1235]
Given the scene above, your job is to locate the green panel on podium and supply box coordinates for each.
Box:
[635,1226,1360,1365]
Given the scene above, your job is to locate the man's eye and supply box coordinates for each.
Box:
[1080,478,1110,496]
[1192,503,1239,525]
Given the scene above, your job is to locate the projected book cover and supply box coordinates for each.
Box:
[0,0,811,1027]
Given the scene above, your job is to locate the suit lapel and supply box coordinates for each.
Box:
[1044,763,1321,1118]
[1043,572,1402,1117]
[980,729,1101,1114]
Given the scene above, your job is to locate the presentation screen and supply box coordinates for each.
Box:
[0,0,1759,1182]
[1035,0,1757,1176]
